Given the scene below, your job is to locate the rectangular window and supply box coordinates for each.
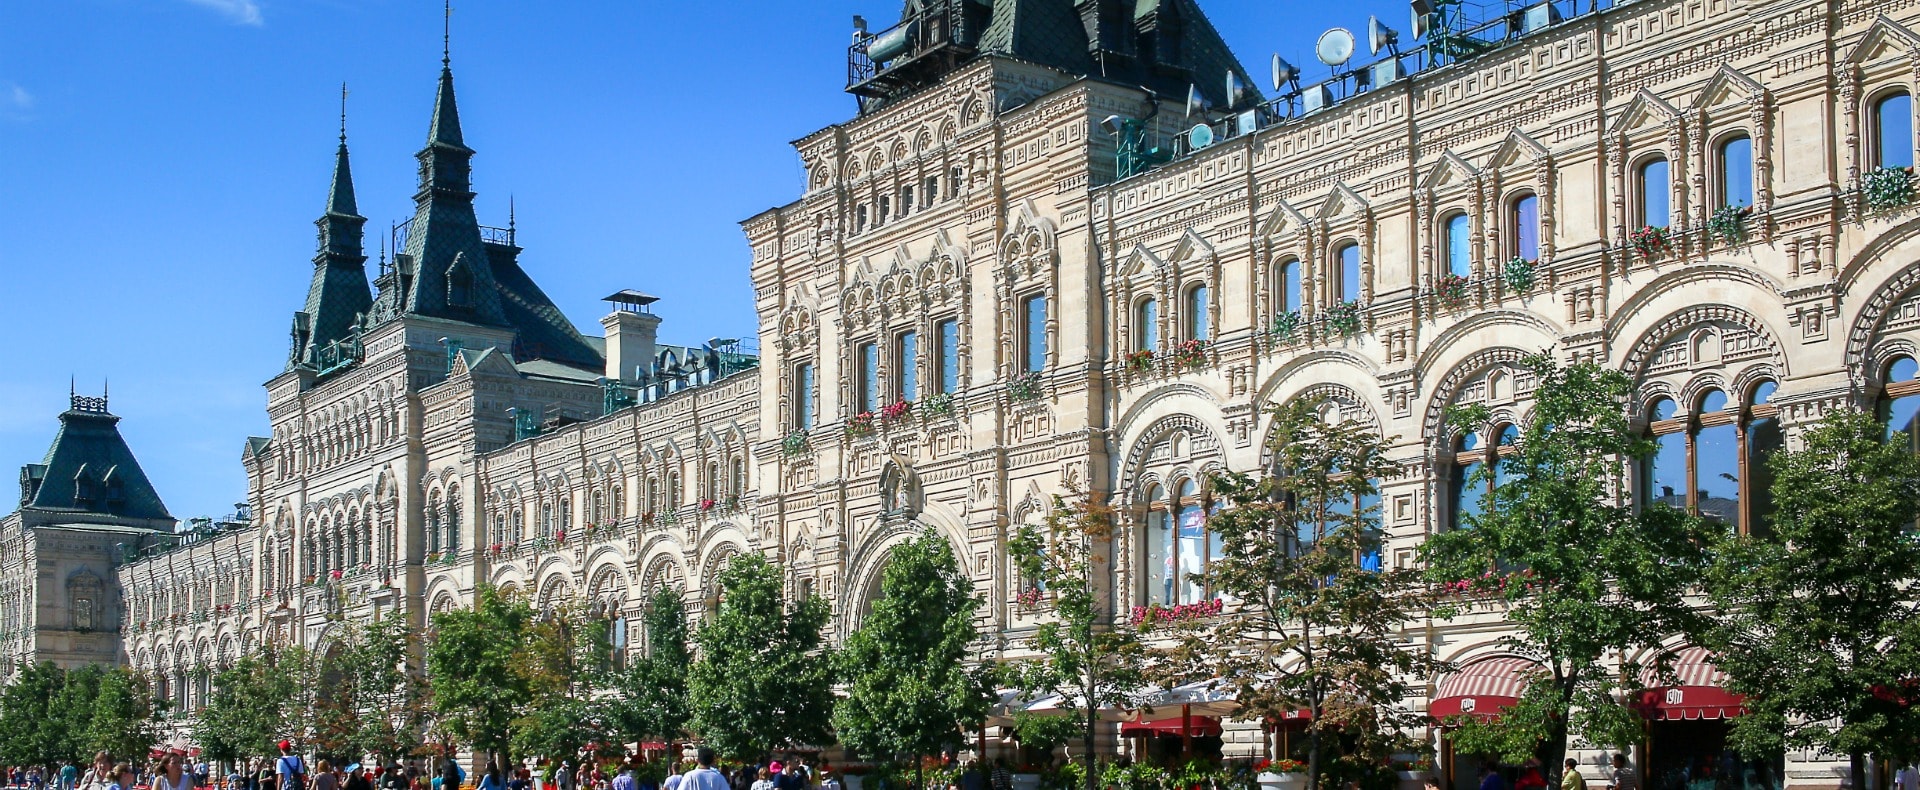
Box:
[1021,294,1048,374]
[923,177,939,206]
[857,342,879,413]
[855,205,869,233]
[877,196,890,225]
[899,187,913,216]
[896,330,919,402]
[948,167,963,198]
[935,318,959,395]
[793,362,815,430]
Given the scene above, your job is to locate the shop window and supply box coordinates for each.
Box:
[1449,425,1518,530]
[1718,135,1754,209]
[1445,213,1472,278]
[1639,157,1672,228]
[1642,386,1779,534]
[1511,193,1540,262]
[1143,480,1217,606]
[1135,298,1159,352]
[1876,91,1915,170]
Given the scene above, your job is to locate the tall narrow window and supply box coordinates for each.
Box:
[1445,213,1472,278]
[1511,194,1540,262]
[1449,431,1485,530]
[1642,397,1688,512]
[934,319,959,395]
[1747,381,1782,537]
[1694,390,1740,526]
[896,330,919,403]
[1021,294,1048,373]
[1639,157,1672,228]
[1876,91,1915,170]
[1145,484,1173,607]
[1186,285,1210,341]
[1881,356,1920,453]
[793,362,816,430]
[856,342,879,413]
[1336,243,1362,303]
[1135,298,1159,353]
[1175,480,1207,604]
[1279,259,1302,313]
[1718,135,1754,209]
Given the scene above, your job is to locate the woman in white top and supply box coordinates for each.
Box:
[80,753,113,790]
[156,757,195,790]
[749,770,774,790]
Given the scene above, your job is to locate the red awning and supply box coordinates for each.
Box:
[1635,647,1745,720]
[1431,657,1542,720]
[1265,709,1313,728]
[1121,715,1223,738]
[640,742,669,751]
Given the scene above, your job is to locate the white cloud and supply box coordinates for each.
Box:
[2,82,29,110]
[183,0,264,26]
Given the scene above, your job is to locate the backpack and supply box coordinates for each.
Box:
[280,758,306,790]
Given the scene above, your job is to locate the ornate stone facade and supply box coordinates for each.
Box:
[91,0,1920,780]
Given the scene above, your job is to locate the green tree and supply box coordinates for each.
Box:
[1420,355,1713,770]
[428,585,534,769]
[54,665,104,765]
[689,554,836,759]
[1159,397,1437,790]
[834,531,993,784]
[195,647,310,764]
[1006,495,1149,790]
[511,604,614,764]
[1701,410,1920,788]
[312,643,364,761]
[607,586,692,748]
[353,615,431,765]
[0,662,71,768]
[88,667,162,762]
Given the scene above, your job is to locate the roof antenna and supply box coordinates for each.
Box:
[509,195,516,231]
[443,0,453,68]
[339,82,349,144]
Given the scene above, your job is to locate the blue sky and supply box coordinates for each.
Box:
[0,0,1410,521]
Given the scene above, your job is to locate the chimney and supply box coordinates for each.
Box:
[601,290,662,383]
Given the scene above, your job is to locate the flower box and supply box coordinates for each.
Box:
[1130,598,1225,625]
[1503,257,1537,295]
[1171,338,1209,370]
[1325,302,1364,337]
[880,400,913,424]
[1867,166,1917,213]
[1435,273,1470,308]
[1271,311,1301,343]
[1126,349,1156,373]
[1007,372,1044,402]
[1629,225,1671,259]
[846,411,878,438]
[1257,774,1306,790]
[923,391,956,417]
[780,430,810,459]
[1707,205,1751,246]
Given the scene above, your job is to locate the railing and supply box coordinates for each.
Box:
[846,1,977,98]
[391,216,514,252]
[312,335,363,377]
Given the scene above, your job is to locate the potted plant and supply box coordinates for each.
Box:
[1503,257,1537,295]
[1707,204,1752,246]
[1007,371,1044,402]
[1172,338,1209,370]
[1629,225,1671,259]
[880,399,913,425]
[1866,165,1917,213]
[1325,301,1364,337]
[923,391,956,417]
[1126,349,1156,373]
[1435,273,1471,308]
[1256,760,1306,790]
[1271,311,1301,343]
[846,411,878,438]
[781,429,810,459]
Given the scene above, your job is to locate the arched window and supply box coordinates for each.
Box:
[1143,484,1173,607]
[1278,259,1302,313]
[1717,134,1754,209]
[667,471,681,509]
[706,462,721,501]
[730,457,746,498]
[1511,193,1540,262]
[1642,387,1778,534]
[426,504,442,555]
[1880,356,1920,452]
[556,497,569,537]
[1448,425,1519,530]
[1335,243,1362,304]
[1639,156,1672,228]
[645,476,660,514]
[1135,297,1159,353]
[541,501,555,539]
[1444,213,1472,278]
[1185,284,1210,341]
[1142,480,1216,606]
[856,341,879,414]
[1875,91,1915,170]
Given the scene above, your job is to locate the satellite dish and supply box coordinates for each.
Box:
[1185,84,1205,120]
[1224,70,1249,109]
[1188,123,1215,150]
[1315,28,1356,68]
[1270,54,1298,90]
[1368,16,1399,55]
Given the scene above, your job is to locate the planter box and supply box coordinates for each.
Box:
[1258,773,1307,790]
[1012,774,1042,790]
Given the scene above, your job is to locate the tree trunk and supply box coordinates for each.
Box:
[1851,751,1867,790]
[1084,702,1098,790]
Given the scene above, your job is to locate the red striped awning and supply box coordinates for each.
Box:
[1431,656,1542,719]
[1635,647,1745,720]
[1121,715,1223,737]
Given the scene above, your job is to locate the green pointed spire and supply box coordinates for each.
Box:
[426,63,467,150]
[295,87,373,373]
[325,84,360,221]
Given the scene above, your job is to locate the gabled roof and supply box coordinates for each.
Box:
[19,399,170,523]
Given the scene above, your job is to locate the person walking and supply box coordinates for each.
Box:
[106,766,133,790]
[156,757,195,790]
[477,766,504,790]
[276,743,307,790]
[552,765,573,790]
[1604,755,1635,790]
[1561,760,1586,790]
[678,751,727,790]
[58,762,77,790]
[988,761,1010,790]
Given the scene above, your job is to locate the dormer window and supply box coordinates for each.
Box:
[447,252,474,308]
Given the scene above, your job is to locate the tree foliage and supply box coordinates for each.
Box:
[689,554,836,759]
[354,615,431,764]
[428,585,534,765]
[195,646,310,764]
[511,603,615,764]
[1006,494,1148,790]
[606,586,693,747]
[1420,354,1713,769]
[0,662,162,768]
[834,531,993,770]
[1159,397,1437,790]
[1701,410,1920,786]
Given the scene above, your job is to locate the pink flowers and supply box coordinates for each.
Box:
[699,498,717,512]
[1129,598,1224,625]
[328,569,342,581]
[880,400,913,423]
[846,411,878,438]
[1016,587,1044,607]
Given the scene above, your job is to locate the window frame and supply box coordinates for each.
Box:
[1141,477,1219,606]
[1333,242,1363,305]
[792,360,817,431]
[1872,88,1916,171]
[855,340,880,414]
[895,329,919,403]
[1134,297,1160,353]
[1277,258,1303,314]
[1448,424,1519,531]
[1714,132,1755,209]
[1637,155,1673,229]
[1184,283,1210,341]
[1019,292,1049,374]
[1509,191,1541,263]
[932,317,960,396]
[1641,386,1780,537]
[1442,211,1473,279]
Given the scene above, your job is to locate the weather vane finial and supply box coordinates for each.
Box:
[443,0,453,67]
[339,82,349,143]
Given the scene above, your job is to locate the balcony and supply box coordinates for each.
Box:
[846,2,983,101]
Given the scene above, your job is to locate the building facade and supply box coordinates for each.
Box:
[70,0,1920,783]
